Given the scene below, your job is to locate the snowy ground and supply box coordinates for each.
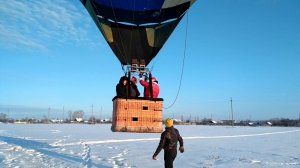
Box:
[0,124,299,168]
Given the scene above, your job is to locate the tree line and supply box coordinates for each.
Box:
[176,118,300,127]
[0,111,111,124]
[1,112,299,127]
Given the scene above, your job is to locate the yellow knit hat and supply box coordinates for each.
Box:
[164,118,173,128]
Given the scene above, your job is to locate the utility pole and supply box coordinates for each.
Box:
[62,106,65,123]
[230,97,234,127]
[99,106,102,123]
[91,104,94,123]
[48,107,51,123]
[7,108,10,118]
[100,106,103,123]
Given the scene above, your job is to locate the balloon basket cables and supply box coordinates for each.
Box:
[123,64,150,77]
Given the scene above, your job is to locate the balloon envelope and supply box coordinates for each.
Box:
[81,0,196,66]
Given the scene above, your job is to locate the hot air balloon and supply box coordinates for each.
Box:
[81,0,196,132]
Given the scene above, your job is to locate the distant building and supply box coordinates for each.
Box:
[14,121,28,124]
[51,119,63,123]
[266,122,272,126]
[75,118,83,122]
[248,122,255,126]
[210,120,218,124]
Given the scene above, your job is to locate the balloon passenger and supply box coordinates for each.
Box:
[130,77,140,98]
[139,75,160,98]
[152,118,184,168]
[116,76,128,98]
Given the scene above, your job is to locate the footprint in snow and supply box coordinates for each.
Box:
[110,148,130,167]
[50,130,62,134]
[81,141,92,168]
[251,160,261,164]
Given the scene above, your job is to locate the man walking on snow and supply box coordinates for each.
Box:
[152,118,184,168]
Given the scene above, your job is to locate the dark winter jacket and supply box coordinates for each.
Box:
[130,83,140,98]
[116,76,128,98]
[153,127,183,157]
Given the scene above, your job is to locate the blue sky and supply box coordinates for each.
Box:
[1,0,300,120]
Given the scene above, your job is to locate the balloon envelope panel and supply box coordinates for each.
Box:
[81,0,196,66]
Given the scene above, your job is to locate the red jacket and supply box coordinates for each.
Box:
[139,79,160,98]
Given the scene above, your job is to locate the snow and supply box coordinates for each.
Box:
[0,124,299,168]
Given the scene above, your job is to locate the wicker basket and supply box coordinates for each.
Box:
[111,98,163,133]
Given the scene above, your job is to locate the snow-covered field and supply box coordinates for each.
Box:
[0,124,299,168]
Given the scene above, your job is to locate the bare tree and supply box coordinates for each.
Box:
[0,113,7,122]
[72,110,84,121]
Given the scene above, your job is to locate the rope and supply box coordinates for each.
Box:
[128,0,136,67]
[121,64,126,74]
[108,0,129,65]
[164,12,189,110]
[150,2,187,73]
[149,56,157,72]
[90,1,128,66]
